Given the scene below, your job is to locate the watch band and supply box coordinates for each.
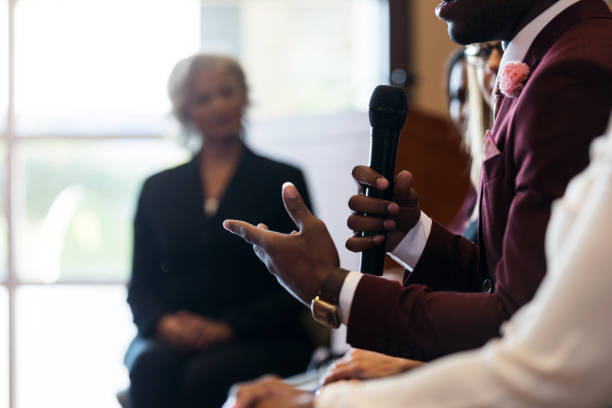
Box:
[318,267,350,305]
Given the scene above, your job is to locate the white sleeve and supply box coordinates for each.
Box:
[317,132,612,408]
[388,211,432,271]
[338,271,362,325]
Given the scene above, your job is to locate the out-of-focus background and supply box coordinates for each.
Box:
[0,1,460,407]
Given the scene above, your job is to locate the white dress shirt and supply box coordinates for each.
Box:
[338,0,582,325]
[317,112,612,407]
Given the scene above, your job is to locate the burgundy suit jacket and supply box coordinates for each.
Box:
[347,0,612,361]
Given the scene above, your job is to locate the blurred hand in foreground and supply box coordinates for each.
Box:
[322,348,425,385]
[223,375,313,408]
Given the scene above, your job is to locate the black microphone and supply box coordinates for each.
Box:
[360,85,407,276]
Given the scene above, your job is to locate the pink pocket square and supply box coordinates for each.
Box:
[484,130,501,160]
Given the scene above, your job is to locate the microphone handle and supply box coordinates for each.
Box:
[360,128,400,276]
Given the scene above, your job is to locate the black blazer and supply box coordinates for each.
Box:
[127,146,312,341]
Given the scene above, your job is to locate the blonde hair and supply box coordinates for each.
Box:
[465,63,493,220]
[167,53,249,128]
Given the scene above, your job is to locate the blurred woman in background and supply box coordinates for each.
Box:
[447,42,502,241]
[124,53,314,408]
[463,40,503,176]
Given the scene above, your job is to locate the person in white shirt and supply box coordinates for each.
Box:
[225,111,612,408]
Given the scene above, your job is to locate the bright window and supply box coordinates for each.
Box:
[13,140,187,283]
[14,0,200,136]
[0,142,6,282]
[202,0,388,119]
[0,287,7,408]
[15,285,135,408]
[0,0,7,134]
[0,0,7,282]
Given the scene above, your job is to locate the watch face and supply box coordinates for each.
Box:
[311,296,341,329]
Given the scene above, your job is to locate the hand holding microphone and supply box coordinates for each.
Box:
[345,85,420,275]
[346,168,421,252]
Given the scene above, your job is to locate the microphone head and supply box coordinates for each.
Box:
[369,85,407,129]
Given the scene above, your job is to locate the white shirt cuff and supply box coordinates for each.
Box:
[338,271,362,325]
[388,211,432,271]
[337,212,431,325]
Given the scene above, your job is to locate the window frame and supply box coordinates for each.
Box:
[2,1,167,407]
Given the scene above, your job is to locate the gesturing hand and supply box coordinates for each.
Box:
[223,182,340,306]
[346,167,420,252]
[321,348,425,385]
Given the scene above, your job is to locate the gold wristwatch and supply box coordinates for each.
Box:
[310,267,349,329]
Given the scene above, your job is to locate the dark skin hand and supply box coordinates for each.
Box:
[322,348,425,385]
[223,375,314,408]
[223,168,421,305]
[221,171,422,407]
[157,313,195,352]
[346,167,421,253]
[223,183,342,306]
[157,310,232,352]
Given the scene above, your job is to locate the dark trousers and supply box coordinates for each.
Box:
[125,336,312,408]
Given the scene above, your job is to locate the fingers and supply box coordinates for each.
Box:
[352,166,390,191]
[195,320,232,349]
[281,182,315,230]
[348,195,399,217]
[346,195,398,253]
[401,359,426,371]
[347,214,396,232]
[345,234,385,252]
[233,375,282,408]
[322,361,361,385]
[392,206,421,233]
[182,318,202,340]
[322,349,420,385]
[387,171,420,235]
[223,220,268,246]
[159,315,197,351]
[393,171,417,206]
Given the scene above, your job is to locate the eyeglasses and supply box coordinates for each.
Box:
[464,42,503,67]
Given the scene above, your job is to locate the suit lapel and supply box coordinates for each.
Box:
[523,0,611,68]
[493,0,611,133]
[482,0,611,267]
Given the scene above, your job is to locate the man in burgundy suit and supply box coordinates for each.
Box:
[224,0,612,365]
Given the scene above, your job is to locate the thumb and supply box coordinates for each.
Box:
[282,182,313,230]
[393,171,417,206]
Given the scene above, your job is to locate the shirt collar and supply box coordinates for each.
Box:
[500,0,581,68]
